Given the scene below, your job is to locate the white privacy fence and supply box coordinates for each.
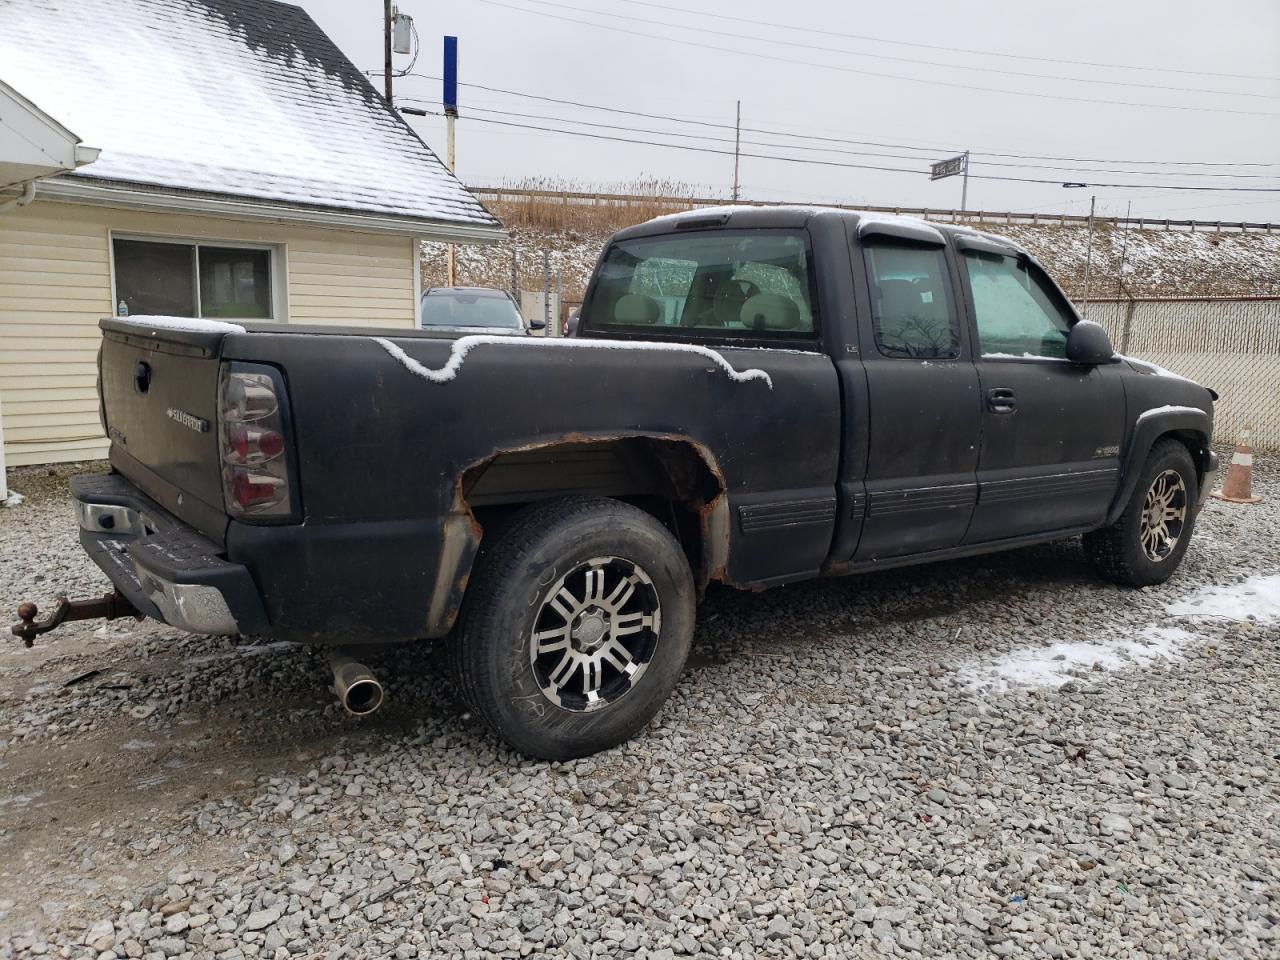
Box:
[1081,297,1280,450]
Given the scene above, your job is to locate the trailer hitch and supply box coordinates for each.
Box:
[11,592,142,648]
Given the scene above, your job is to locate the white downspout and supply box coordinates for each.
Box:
[0,180,36,214]
[0,389,8,504]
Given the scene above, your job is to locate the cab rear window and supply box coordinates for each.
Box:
[582,230,817,339]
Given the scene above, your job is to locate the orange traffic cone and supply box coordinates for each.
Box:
[1213,427,1262,504]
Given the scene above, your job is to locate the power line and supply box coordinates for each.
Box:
[473,0,1280,116]
[399,73,1280,169]
[451,103,931,161]
[398,106,1280,191]
[517,0,1280,99]
[429,101,1280,180]
[618,0,1280,83]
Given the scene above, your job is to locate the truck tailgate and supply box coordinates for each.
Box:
[98,319,230,541]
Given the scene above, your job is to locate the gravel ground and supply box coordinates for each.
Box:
[0,455,1276,959]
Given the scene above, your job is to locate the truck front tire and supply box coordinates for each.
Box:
[1083,439,1199,587]
[449,496,696,760]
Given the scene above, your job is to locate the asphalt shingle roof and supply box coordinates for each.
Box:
[0,0,498,229]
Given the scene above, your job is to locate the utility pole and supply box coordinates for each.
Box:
[554,269,562,338]
[542,249,551,338]
[382,0,393,102]
[960,150,970,212]
[444,35,459,286]
[732,100,741,202]
[446,113,457,285]
[1116,200,1132,299]
[1081,195,1096,318]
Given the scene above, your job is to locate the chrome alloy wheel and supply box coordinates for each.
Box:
[529,556,662,712]
[1141,468,1188,562]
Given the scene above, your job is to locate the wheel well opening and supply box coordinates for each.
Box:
[460,437,725,583]
[1165,430,1212,486]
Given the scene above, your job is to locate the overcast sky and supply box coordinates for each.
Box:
[296,0,1280,223]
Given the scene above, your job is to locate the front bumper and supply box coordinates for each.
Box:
[71,473,270,636]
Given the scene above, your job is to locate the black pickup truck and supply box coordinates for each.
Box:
[19,207,1218,759]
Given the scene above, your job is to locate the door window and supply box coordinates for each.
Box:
[963,251,1072,359]
[863,244,959,359]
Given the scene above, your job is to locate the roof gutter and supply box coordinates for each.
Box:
[36,177,507,243]
[0,181,37,214]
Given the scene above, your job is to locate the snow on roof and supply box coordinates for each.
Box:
[650,205,960,247]
[0,0,497,230]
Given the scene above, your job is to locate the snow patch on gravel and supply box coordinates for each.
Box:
[1167,574,1280,623]
[962,625,1201,692]
[2,491,24,508]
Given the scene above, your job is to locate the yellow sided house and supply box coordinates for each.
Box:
[0,0,501,470]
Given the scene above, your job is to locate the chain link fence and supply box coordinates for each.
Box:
[1081,297,1280,450]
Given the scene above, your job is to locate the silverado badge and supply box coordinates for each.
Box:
[166,407,210,434]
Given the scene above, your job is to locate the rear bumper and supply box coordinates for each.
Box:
[71,473,270,636]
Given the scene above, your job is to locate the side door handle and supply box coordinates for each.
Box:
[987,387,1017,414]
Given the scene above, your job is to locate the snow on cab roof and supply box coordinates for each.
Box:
[648,205,955,241]
[0,0,497,229]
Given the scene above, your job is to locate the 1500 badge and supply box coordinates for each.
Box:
[167,407,210,433]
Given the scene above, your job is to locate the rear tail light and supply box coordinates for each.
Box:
[218,364,295,518]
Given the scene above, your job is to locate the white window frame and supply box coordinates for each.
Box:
[108,231,288,322]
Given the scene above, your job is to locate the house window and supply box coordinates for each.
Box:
[113,238,276,320]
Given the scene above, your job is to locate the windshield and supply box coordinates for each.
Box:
[420,291,524,329]
[582,229,816,339]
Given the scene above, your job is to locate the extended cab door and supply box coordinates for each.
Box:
[842,223,981,563]
[957,239,1125,543]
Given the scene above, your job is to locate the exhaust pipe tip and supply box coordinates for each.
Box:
[342,676,384,716]
[327,650,384,716]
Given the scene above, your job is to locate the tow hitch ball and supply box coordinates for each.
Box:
[11,592,142,648]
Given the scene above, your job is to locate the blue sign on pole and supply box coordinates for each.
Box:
[443,36,458,117]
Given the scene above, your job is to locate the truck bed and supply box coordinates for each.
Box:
[97,317,842,642]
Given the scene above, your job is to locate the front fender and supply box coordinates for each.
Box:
[1106,405,1212,525]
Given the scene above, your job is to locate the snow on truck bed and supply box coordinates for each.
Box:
[374,335,775,387]
[109,317,776,387]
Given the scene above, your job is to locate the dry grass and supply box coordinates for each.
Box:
[483,176,708,235]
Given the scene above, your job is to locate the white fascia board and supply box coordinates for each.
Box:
[0,80,99,188]
[1,79,81,159]
[37,177,508,243]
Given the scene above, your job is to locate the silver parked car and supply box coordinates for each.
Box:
[418,287,543,335]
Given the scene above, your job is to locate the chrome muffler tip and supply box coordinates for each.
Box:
[327,650,384,716]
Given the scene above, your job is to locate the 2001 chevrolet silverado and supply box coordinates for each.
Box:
[16,207,1219,759]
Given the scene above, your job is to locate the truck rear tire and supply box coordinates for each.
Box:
[1083,439,1199,587]
[449,496,696,760]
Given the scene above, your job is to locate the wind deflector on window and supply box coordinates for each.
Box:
[953,233,1020,258]
[675,213,733,230]
[856,216,946,247]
